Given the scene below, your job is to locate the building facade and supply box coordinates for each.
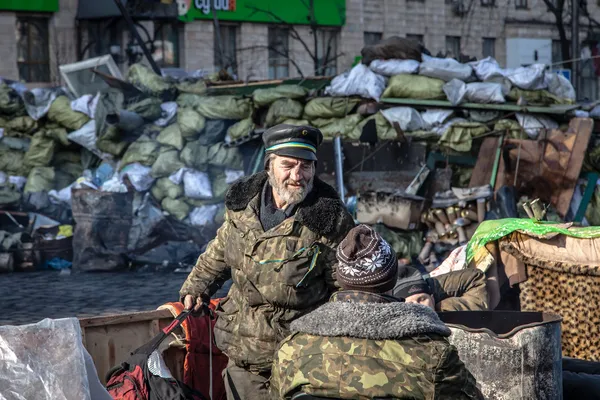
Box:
[0,0,598,97]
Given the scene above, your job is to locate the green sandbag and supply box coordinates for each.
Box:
[193,96,252,120]
[177,108,206,138]
[227,118,255,140]
[126,97,163,121]
[47,96,89,130]
[97,138,129,157]
[252,85,308,107]
[152,177,183,201]
[506,88,566,106]
[121,135,160,167]
[157,123,185,150]
[0,83,25,116]
[53,151,81,165]
[371,223,423,259]
[6,116,37,134]
[0,186,20,205]
[207,142,244,170]
[494,119,527,140]
[281,119,310,126]
[382,75,446,100]
[0,117,6,127]
[151,148,185,178]
[24,131,56,167]
[303,97,360,119]
[439,122,489,153]
[127,63,177,100]
[177,93,203,108]
[176,80,207,95]
[45,127,70,146]
[0,148,25,175]
[403,130,440,141]
[351,112,396,141]
[161,197,190,221]
[265,98,304,127]
[208,168,230,200]
[24,167,55,193]
[319,114,364,140]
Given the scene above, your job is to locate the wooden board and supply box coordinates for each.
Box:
[469,137,500,188]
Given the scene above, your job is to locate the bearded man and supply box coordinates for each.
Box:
[180,124,355,400]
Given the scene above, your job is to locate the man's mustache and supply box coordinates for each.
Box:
[284,179,307,187]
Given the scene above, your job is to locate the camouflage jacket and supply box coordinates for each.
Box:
[271,290,484,400]
[428,269,489,312]
[179,171,354,372]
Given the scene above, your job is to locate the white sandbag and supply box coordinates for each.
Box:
[465,82,505,103]
[443,79,467,106]
[369,59,420,76]
[225,169,244,184]
[49,184,74,204]
[516,113,559,139]
[154,102,178,127]
[189,204,220,226]
[168,167,189,185]
[120,163,155,192]
[470,57,506,81]
[419,57,473,82]
[507,64,547,90]
[591,105,600,119]
[71,93,99,119]
[574,110,589,118]
[325,64,386,101]
[381,107,425,132]
[183,169,212,199]
[468,110,501,123]
[67,120,110,160]
[23,88,62,120]
[421,109,455,130]
[9,176,27,191]
[0,318,91,400]
[545,72,576,101]
[101,176,128,193]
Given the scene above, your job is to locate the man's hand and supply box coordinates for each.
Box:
[183,294,205,313]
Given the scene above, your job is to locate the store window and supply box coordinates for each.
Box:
[16,17,50,82]
[364,32,382,46]
[446,36,461,58]
[214,24,238,75]
[483,37,496,58]
[316,29,339,76]
[153,22,180,68]
[82,20,124,63]
[268,27,289,79]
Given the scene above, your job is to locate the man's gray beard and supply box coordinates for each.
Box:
[268,171,314,208]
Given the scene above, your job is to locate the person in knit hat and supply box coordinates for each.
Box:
[394,265,436,309]
[271,224,483,400]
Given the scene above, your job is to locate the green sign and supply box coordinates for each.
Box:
[178,0,345,26]
[0,0,58,12]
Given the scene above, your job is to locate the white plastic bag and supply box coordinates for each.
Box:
[101,176,128,193]
[421,109,454,130]
[368,59,420,76]
[325,64,387,101]
[0,318,91,400]
[183,170,213,199]
[120,163,155,192]
[470,57,506,81]
[419,57,473,82]
[154,102,178,127]
[189,204,220,226]
[443,79,467,105]
[381,107,425,132]
[9,176,27,191]
[225,169,244,184]
[49,184,74,204]
[545,72,576,101]
[71,93,100,119]
[507,64,547,90]
[465,82,506,103]
[23,88,62,120]
[67,120,110,159]
[516,113,559,139]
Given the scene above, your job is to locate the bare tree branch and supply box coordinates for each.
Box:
[238,45,305,78]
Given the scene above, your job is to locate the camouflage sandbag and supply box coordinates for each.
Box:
[24,167,55,193]
[318,114,365,140]
[151,148,185,178]
[494,119,527,139]
[193,96,252,120]
[121,135,160,167]
[126,97,163,121]
[0,148,25,175]
[372,223,423,259]
[0,83,25,116]
[506,88,566,106]
[127,63,177,100]
[439,122,489,153]
[265,98,304,127]
[252,85,309,107]
[6,116,37,134]
[178,108,206,138]
[281,119,310,126]
[161,197,190,221]
[157,123,185,150]
[47,96,89,130]
[152,177,183,201]
[24,131,56,167]
[227,118,255,140]
[351,112,397,141]
[382,75,446,100]
[303,97,360,120]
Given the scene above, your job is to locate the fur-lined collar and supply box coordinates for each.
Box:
[225,171,353,239]
[290,300,451,340]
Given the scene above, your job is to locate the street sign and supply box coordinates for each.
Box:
[555,69,571,82]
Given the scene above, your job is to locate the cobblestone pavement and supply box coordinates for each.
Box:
[0,271,189,326]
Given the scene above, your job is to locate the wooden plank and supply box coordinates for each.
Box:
[79,309,172,328]
[469,137,500,187]
[207,76,332,96]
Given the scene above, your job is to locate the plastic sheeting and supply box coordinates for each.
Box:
[506,64,547,90]
[67,120,110,159]
[71,93,100,119]
[381,107,425,132]
[325,64,387,101]
[0,318,91,400]
[368,59,420,76]
[515,113,559,139]
[419,57,473,82]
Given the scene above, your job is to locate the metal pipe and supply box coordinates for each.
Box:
[333,136,345,201]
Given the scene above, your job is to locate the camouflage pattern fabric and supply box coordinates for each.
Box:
[428,269,489,312]
[180,171,354,373]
